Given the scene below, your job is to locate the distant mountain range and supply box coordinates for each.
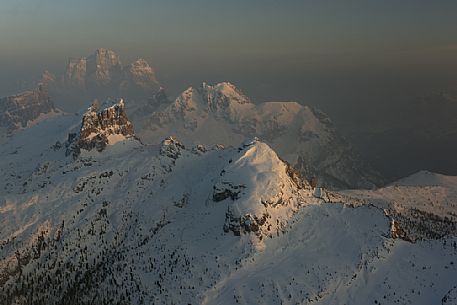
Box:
[42,48,161,111]
[0,48,385,189]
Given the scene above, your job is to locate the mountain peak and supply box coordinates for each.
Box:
[214,138,312,238]
[201,81,251,105]
[121,58,159,93]
[94,47,116,54]
[141,82,381,189]
[41,70,56,85]
[60,49,160,99]
[73,99,135,153]
[86,48,122,86]
[89,48,121,64]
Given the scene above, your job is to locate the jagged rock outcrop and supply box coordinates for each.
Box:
[160,136,185,159]
[66,99,136,156]
[0,85,57,132]
[79,99,135,150]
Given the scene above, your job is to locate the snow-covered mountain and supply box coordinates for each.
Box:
[134,82,381,189]
[0,101,455,305]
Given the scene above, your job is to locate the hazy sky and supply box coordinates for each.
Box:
[1,0,457,179]
[1,0,457,110]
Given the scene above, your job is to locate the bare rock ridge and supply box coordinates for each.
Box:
[66,99,136,156]
[0,84,57,133]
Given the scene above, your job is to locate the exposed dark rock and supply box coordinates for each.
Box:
[77,99,135,152]
[160,136,185,159]
[0,85,56,132]
[223,211,268,236]
[389,209,457,242]
[213,182,246,202]
[64,100,136,158]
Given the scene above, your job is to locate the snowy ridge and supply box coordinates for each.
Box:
[331,171,457,241]
[0,111,456,305]
[137,82,381,189]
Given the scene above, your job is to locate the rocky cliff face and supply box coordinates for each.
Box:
[64,57,87,88]
[0,85,57,132]
[75,99,135,152]
[86,48,122,87]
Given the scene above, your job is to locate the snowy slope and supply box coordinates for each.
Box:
[0,108,456,305]
[329,170,457,242]
[135,82,380,189]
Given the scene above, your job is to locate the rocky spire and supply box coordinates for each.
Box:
[86,48,123,87]
[75,99,136,152]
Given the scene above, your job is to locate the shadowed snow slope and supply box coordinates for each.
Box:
[0,113,456,305]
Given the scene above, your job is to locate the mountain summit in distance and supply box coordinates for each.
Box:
[44,48,161,111]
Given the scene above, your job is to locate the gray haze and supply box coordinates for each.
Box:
[1,0,457,181]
